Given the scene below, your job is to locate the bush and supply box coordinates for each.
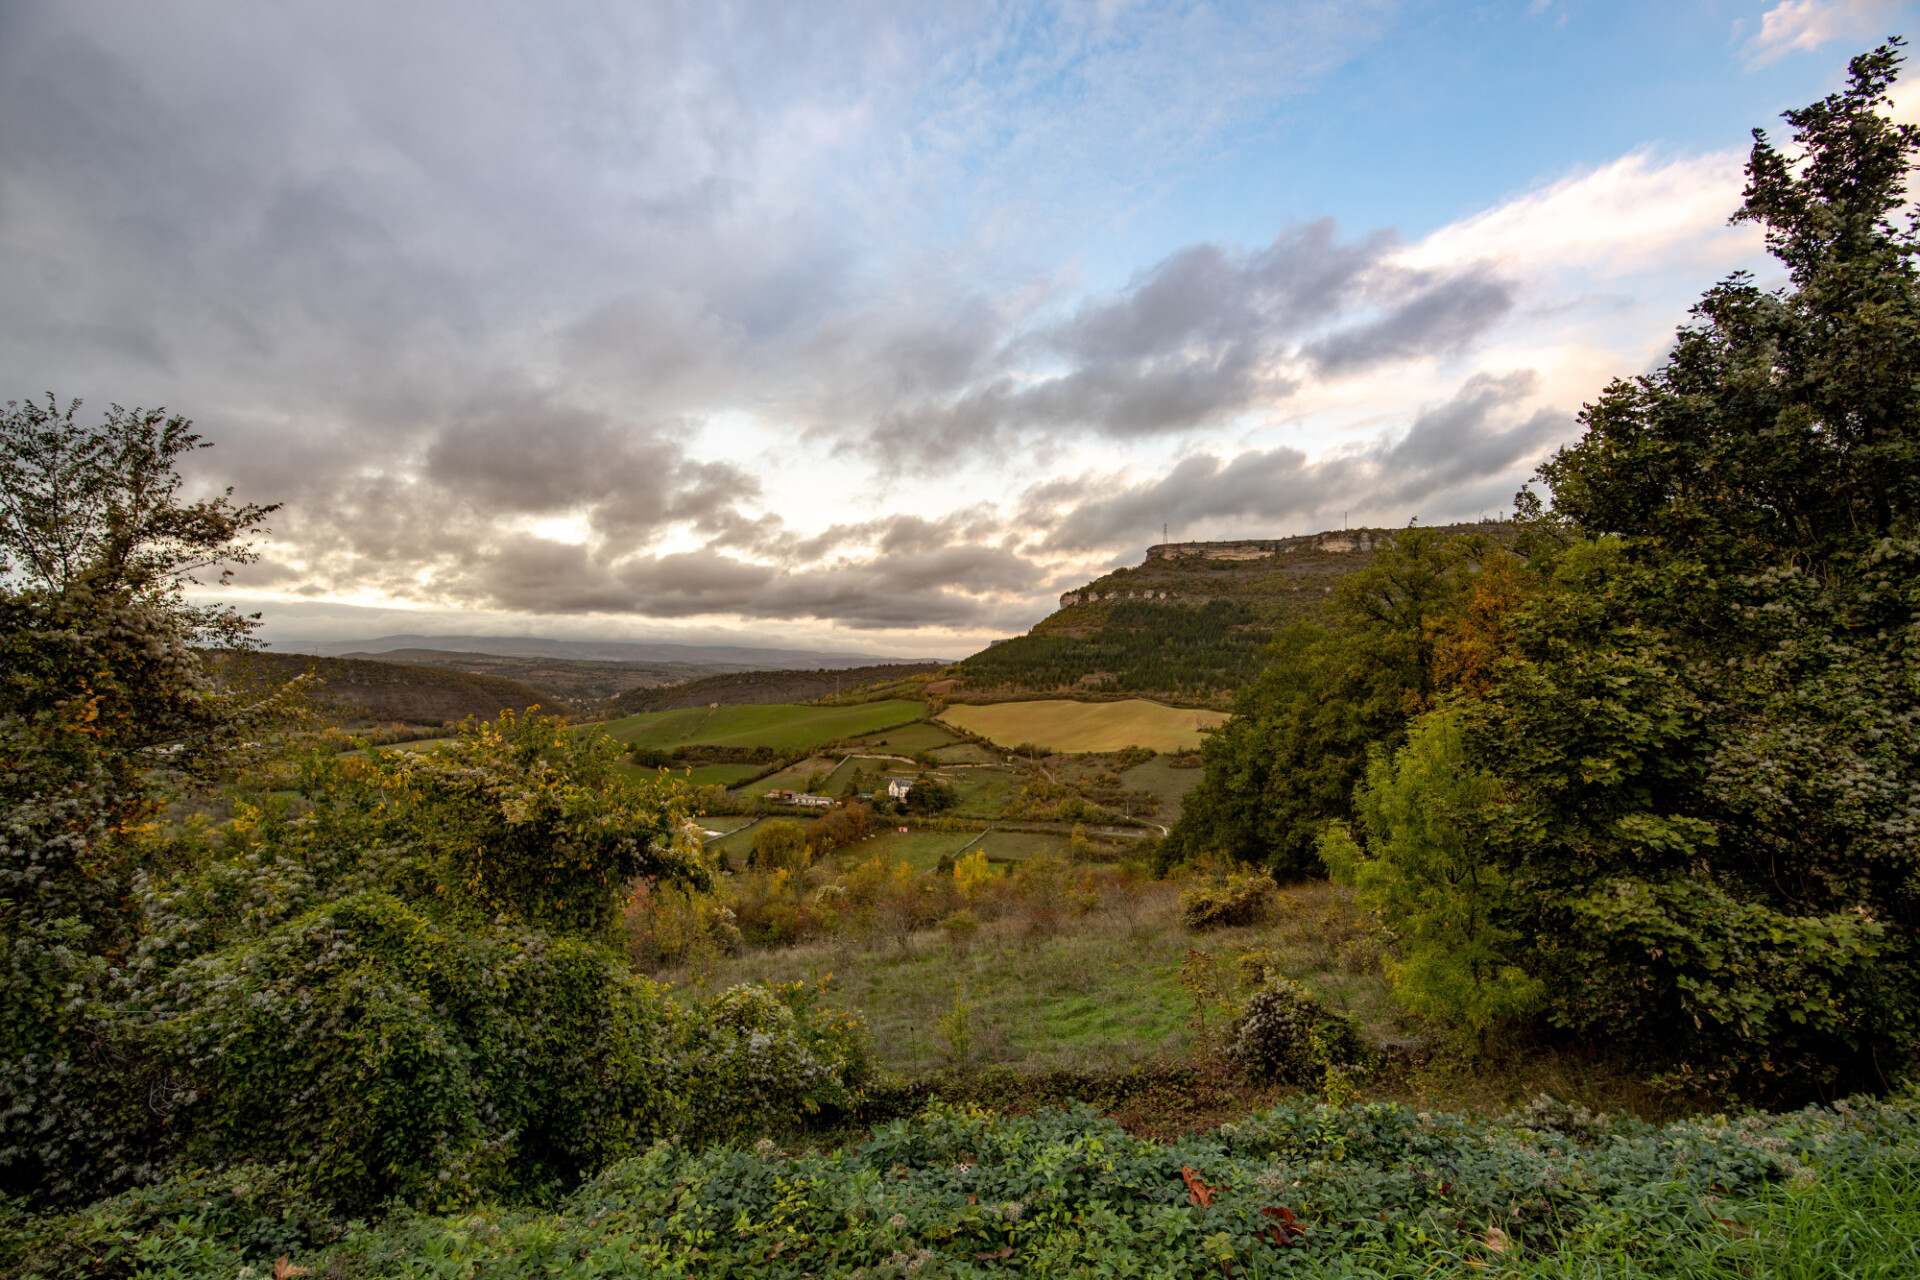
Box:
[1227,976,1370,1085]
[939,908,980,956]
[1178,874,1275,930]
[677,981,873,1142]
[749,819,809,872]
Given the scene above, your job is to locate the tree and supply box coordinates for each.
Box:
[1471,45,1920,1094]
[1166,528,1491,875]
[750,819,810,873]
[2,397,292,1201]
[1320,709,1543,1035]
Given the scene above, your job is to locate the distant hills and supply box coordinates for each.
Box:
[606,663,946,716]
[953,524,1502,705]
[276,633,935,668]
[222,652,566,726]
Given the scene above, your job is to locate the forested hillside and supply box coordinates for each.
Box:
[607,662,945,714]
[954,525,1500,702]
[219,650,567,724]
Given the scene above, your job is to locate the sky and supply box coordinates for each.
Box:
[2,0,1915,658]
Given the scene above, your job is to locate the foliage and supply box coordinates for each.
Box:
[1227,976,1370,1086]
[1166,530,1509,876]
[951,849,994,897]
[749,818,810,872]
[805,801,879,857]
[1,397,297,1205]
[10,1094,1918,1277]
[1167,46,1920,1096]
[346,710,706,934]
[1320,709,1544,1032]
[901,775,956,814]
[1465,47,1920,1093]
[675,980,874,1143]
[1179,874,1276,931]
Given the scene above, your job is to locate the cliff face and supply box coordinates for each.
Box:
[955,523,1506,704]
[1054,526,1446,611]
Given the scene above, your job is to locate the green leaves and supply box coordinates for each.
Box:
[1322,709,1543,1033]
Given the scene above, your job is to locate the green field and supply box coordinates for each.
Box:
[848,721,960,753]
[970,827,1073,862]
[745,754,846,794]
[829,827,983,873]
[939,698,1228,753]
[1116,755,1206,827]
[597,700,923,751]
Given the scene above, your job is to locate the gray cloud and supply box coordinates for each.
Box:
[1032,370,1566,551]
[848,220,1514,459]
[1,1,1548,640]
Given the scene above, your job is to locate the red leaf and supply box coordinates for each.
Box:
[1181,1165,1218,1208]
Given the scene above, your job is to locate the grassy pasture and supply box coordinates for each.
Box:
[744,754,845,794]
[830,828,983,873]
[1117,755,1206,826]
[939,698,1227,753]
[848,721,960,753]
[598,699,923,751]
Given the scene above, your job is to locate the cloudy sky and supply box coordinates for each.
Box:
[2,0,1914,657]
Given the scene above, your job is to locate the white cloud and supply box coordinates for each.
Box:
[1399,150,1757,281]
[1744,0,1902,70]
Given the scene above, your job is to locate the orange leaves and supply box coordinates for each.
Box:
[1181,1165,1218,1208]
[1261,1205,1304,1246]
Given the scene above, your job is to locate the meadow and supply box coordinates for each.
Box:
[939,697,1228,753]
[598,698,924,750]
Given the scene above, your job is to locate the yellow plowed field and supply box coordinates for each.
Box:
[937,698,1227,754]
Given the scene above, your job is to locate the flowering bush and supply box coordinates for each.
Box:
[676,981,874,1142]
[1227,976,1369,1085]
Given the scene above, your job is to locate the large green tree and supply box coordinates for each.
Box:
[1166,527,1502,875]
[1327,46,1920,1097]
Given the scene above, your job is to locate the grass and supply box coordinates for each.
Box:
[970,828,1074,861]
[830,828,983,873]
[744,754,844,794]
[1119,754,1206,826]
[618,760,764,788]
[939,698,1228,753]
[848,721,961,753]
[1453,1162,1920,1279]
[671,879,1686,1120]
[672,881,1379,1076]
[596,700,925,752]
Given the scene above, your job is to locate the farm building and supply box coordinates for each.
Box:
[886,778,913,800]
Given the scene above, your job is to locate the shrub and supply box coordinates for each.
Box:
[677,981,873,1142]
[1319,708,1544,1033]
[1178,874,1275,930]
[1227,976,1370,1085]
[749,819,809,872]
[138,889,683,1210]
[805,801,877,857]
[951,848,994,897]
[939,908,980,956]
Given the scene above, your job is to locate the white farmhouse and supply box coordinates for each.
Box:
[886,777,913,800]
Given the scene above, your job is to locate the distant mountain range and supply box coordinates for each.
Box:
[271,634,941,668]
